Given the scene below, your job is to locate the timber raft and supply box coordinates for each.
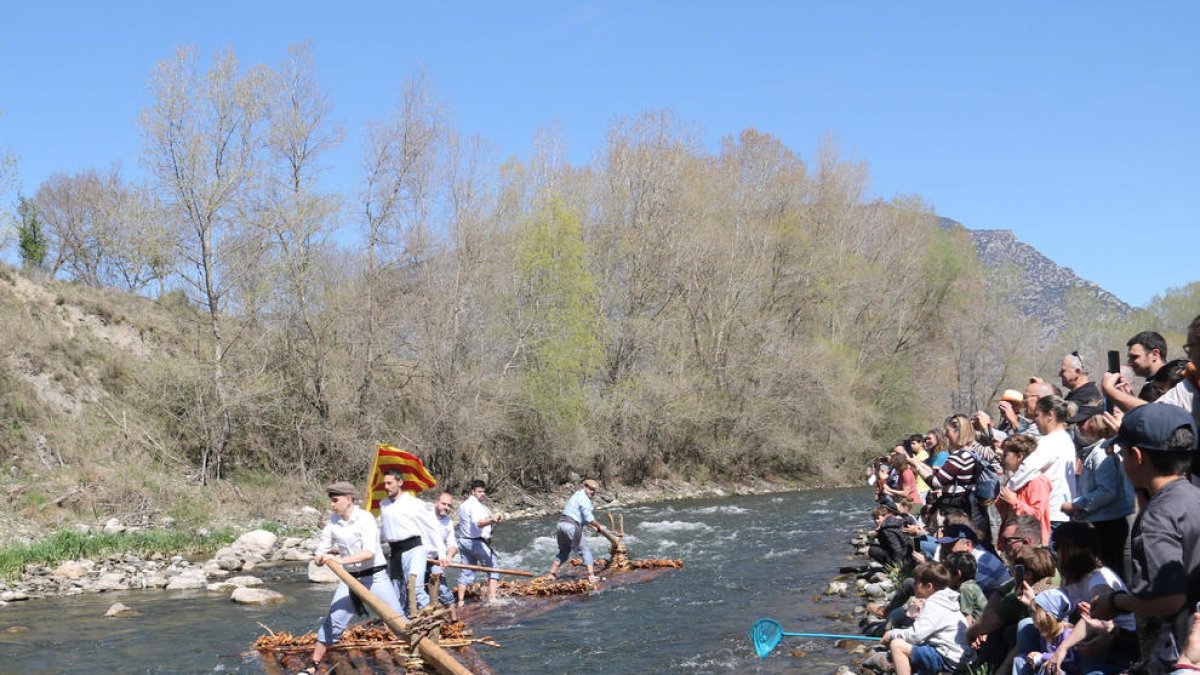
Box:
[252,512,683,674]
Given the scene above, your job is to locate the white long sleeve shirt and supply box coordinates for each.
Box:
[456,495,493,541]
[314,505,386,573]
[379,492,447,559]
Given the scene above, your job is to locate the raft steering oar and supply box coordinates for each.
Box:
[750,618,880,659]
[428,558,537,578]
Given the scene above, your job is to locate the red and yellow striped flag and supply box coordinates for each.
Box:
[364,444,437,516]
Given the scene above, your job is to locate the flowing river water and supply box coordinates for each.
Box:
[0,487,873,673]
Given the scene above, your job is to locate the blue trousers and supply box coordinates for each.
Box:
[317,567,404,644]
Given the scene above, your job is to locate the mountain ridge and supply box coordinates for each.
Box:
[938,217,1133,332]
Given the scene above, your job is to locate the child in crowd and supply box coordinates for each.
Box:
[943,551,985,624]
[881,562,971,675]
[1015,589,1078,675]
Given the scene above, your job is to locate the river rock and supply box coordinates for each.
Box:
[53,560,91,579]
[825,581,848,595]
[165,568,208,590]
[233,530,277,556]
[104,602,139,617]
[103,518,126,534]
[227,575,264,588]
[307,561,338,584]
[1,590,29,602]
[230,587,285,605]
[144,573,169,589]
[92,572,129,592]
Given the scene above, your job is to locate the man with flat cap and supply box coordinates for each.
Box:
[546,478,609,584]
[1090,404,1200,675]
[302,481,405,675]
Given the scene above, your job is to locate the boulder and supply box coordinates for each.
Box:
[232,530,277,557]
[92,572,129,592]
[230,587,286,605]
[103,518,126,534]
[227,575,264,588]
[825,581,848,595]
[165,568,208,590]
[52,561,90,579]
[0,590,29,602]
[307,561,338,584]
[104,602,139,617]
[144,574,169,589]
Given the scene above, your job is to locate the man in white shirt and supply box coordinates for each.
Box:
[455,480,502,605]
[303,481,403,675]
[379,470,446,614]
[425,491,459,618]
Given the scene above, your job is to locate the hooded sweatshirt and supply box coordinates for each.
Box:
[888,588,970,668]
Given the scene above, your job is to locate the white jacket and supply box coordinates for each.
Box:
[888,588,970,668]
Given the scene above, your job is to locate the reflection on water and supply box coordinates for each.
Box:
[0,488,872,673]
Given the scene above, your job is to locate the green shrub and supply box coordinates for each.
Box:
[0,528,236,579]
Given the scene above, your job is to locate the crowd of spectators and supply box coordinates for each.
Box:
[860,316,1200,675]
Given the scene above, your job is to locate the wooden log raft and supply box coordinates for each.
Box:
[325,560,473,675]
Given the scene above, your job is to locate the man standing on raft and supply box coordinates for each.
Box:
[547,478,609,584]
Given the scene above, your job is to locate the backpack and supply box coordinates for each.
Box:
[970,447,1001,501]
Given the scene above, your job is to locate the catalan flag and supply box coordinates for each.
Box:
[364,444,437,516]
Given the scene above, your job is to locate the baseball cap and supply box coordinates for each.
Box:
[934,523,980,545]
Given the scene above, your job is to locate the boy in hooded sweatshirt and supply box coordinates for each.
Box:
[883,562,971,675]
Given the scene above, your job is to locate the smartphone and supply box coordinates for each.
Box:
[1106,350,1122,413]
[1012,563,1026,588]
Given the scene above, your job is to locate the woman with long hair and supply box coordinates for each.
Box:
[1040,523,1139,675]
[908,414,998,548]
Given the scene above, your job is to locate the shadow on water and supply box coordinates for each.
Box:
[0,487,874,673]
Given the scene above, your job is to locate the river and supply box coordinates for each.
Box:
[0,488,873,673]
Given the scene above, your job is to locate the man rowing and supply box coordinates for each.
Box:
[456,480,502,605]
[546,478,609,584]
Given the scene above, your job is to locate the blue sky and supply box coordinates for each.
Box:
[2,2,1196,307]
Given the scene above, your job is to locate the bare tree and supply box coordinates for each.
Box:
[140,46,270,482]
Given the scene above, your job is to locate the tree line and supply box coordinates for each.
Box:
[6,44,1198,494]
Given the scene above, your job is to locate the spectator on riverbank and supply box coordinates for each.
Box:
[870,505,914,568]
[883,451,920,505]
[1008,396,1077,535]
[944,551,985,623]
[906,415,996,549]
[1040,522,1138,675]
[1061,351,1103,410]
[965,545,1057,674]
[1014,589,1079,675]
[1060,410,1134,579]
[1090,403,1200,674]
[997,434,1052,545]
[881,562,971,675]
[997,389,1032,436]
[933,524,1010,597]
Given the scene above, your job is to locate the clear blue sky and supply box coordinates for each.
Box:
[2,2,1197,307]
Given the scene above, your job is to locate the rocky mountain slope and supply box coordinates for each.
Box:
[939,217,1133,331]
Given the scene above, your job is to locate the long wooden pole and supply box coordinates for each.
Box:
[325,560,473,675]
[429,559,536,578]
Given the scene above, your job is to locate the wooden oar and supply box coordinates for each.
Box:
[325,560,473,675]
[429,559,537,578]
